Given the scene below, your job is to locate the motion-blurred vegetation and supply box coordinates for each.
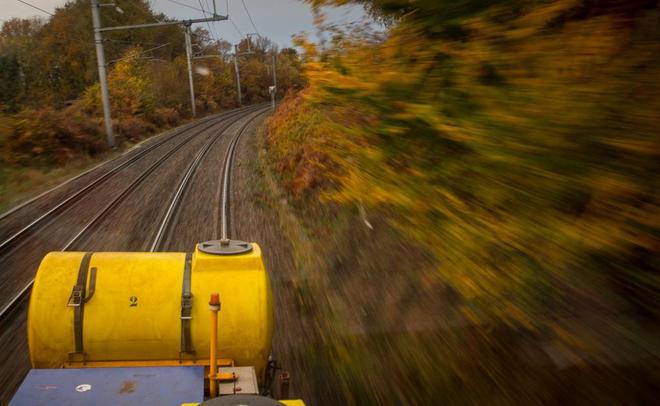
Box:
[264,0,659,402]
[0,0,304,209]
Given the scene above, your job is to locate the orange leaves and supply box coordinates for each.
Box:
[264,90,341,197]
[1,106,106,166]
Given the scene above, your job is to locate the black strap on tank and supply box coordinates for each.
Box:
[67,252,95,357]
[180,252,195,358]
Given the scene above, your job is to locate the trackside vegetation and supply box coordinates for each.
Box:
[263,0,660,403]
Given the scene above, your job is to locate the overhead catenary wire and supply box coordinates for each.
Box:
[193,41,221,57]
[104,38,169,47]
[204,0,214,15]
[202,0,222,42]
[119,0,165,23]
[224,0,244,41]
[159,0,220,52]
[17,3,165,53]
[164,0,205,13]
[229,18,243,38]
[241,0,259,36]
[196,0,217,44]
[15,0,54,16]
[191,0,221,58]
[108,42,171,64]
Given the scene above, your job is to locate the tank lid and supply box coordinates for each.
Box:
[198,239,253,255]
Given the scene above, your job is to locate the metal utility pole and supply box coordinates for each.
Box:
[91,0,114,148]
[272,51,277,95]
[184,24,196,117]
[233,45,242,106]
[268,51,277,111]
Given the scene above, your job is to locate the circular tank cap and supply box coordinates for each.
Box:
[198,239,253,255]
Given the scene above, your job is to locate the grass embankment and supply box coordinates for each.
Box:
[0,152,112,213]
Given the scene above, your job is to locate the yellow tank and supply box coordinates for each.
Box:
[28,241,273,376]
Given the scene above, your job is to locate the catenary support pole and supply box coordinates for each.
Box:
[91,0,115,148]
[234,45,242,106]
[184,24,196,117]
[272,52,277,95]
[271,51,277,110]
[94,12,227,123]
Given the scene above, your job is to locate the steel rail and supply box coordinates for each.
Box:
[0,105,264,322]
[151,107,269,251]
[62,106,263,251]
[220,109,269,240]
[0,104,259,223]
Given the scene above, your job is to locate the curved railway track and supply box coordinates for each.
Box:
[0,105,267,320]
[220,104,254,241]
[0,104,263,254]
[152,108,268,251]
[0,104,259,226]
[0,109,253,314]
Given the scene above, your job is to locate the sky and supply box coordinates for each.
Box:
[2,0,366,47]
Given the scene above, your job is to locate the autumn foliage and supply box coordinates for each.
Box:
[0,0,303,207]
[264,0,660,402]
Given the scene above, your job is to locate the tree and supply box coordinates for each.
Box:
[0,54,20,111]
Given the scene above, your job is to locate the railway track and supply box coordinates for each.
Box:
[0,105,263,304]
[0,104,263,252]
[0,106,269,404]
[220,103,255,241]
[0,104,266,318]
[150,108,268,251]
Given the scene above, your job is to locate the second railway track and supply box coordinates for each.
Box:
[0,104,265,249]
[0,104,266,314]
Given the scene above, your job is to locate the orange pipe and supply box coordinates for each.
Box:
[208,293,221,398]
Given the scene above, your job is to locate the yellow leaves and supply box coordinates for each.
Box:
[456,277,480,300]
[269,1,660,347]
[589,173,643,201]
[103,47,154,116]
[506,0,583,40]
[603,138,660,155]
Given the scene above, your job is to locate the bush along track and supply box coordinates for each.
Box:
[260,0,660,401]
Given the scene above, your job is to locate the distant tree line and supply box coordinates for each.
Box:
[0,0,304,168]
